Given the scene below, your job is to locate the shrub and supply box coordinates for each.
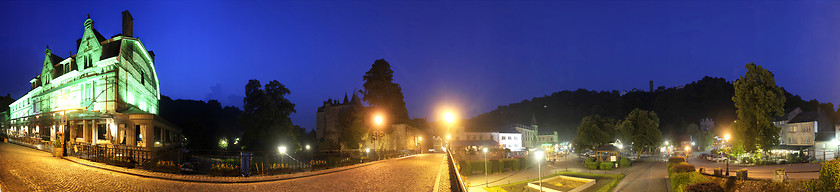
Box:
[599,162,615,170]
[585,157,594,164]
[668,156,686,166]
[670,172,707,192]
[458,161,472,175]
[684,182,723,192]
[741,157,753,164]
[820,159,840,191]
[670,162,696,173]
[585,161,599,170]
[619,157,631,167]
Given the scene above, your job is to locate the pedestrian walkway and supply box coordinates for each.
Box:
[463,156,668,192]
[62,153,419,183]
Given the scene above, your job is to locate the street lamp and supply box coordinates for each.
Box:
[723,134,731,176]
[417,136,422,154]
[483,147,489,188]
[535,150,545,192]
[279,146,287,166]
[444,112,456,150]
[373,114,384,160]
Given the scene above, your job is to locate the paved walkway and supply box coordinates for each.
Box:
[0,142,451,191]
[464,156,666,192]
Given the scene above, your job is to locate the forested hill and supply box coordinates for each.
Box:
[466,76,836,141]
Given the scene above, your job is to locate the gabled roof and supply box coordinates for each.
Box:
[48,53,65,65]
[100,40,122,60]
[789,111,820,124]
[91,28,107,43]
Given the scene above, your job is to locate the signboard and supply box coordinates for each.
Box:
[610,156,617,162]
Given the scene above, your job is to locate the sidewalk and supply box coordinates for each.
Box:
[62,154,418,183]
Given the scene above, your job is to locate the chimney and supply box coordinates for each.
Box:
[148,51,155,63]
[649,81,654,92]
[122,10,134,37]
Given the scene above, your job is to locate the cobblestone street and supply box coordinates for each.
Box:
[0,143,450,192]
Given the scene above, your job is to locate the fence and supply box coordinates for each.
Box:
[182,149,419,176]
[67,142,152,167]
[7,136,54,153]
[447,149,469,192]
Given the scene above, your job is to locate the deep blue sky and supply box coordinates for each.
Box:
[2,0,839,131]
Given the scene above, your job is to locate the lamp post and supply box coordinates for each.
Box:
[417,136,422,154]
[278,146,287,166]
[444,112,455,150]
[536,150,544,192]
[724,134,730,176]
[483,147,488,188]
[373,115,384,160]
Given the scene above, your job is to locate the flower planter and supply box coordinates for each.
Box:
[53,148,64,157]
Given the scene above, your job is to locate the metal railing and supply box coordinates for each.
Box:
[447,149,468,192]
[68,142,152,166]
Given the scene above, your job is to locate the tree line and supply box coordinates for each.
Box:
[467,67,839,152]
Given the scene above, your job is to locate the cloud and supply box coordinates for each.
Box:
[205,83,243,109]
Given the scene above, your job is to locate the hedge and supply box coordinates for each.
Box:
[459,161,472,175]
[599,162,615,170]
[668,156,686,167]
[670,162,696,173]
[619,157,631,167]
[684,182,723,192]
[585,161,600,170]
[820,159,840,191]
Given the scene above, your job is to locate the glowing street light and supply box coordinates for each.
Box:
[372,114,385,160]
[306,145,311,150]
[483,147,489,188]
[444,112,456,124]
[374,115,384,126]
[724,134,731,142]
[535,150,545,191]
[279,146,287,166]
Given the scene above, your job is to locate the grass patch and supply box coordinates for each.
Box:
[482,171,625,192]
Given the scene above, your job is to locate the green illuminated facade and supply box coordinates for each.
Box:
[5,11,179,149]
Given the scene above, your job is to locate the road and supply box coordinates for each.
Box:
[613,159,667,192]
[0,143,450,192]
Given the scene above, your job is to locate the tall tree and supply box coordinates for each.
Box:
[572,115,615,153]
[618,108,662,158]
[732,63,785,153]
[361,59,410,124]
[239,80,299,151]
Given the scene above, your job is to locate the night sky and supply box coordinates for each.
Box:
[1,0,839,131]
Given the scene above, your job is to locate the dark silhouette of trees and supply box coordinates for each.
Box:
[618,108,662,158]
[572,115,615,153]
[239,79,299,151]
[159,96,243,150]
[361,59,410,124]
[466,76,830,144]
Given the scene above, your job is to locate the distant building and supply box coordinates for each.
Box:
[774,107,837,161]
[4,11,180,150]
[453,116,557,152]
[700,118,714,131]
[315,93,361,149]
